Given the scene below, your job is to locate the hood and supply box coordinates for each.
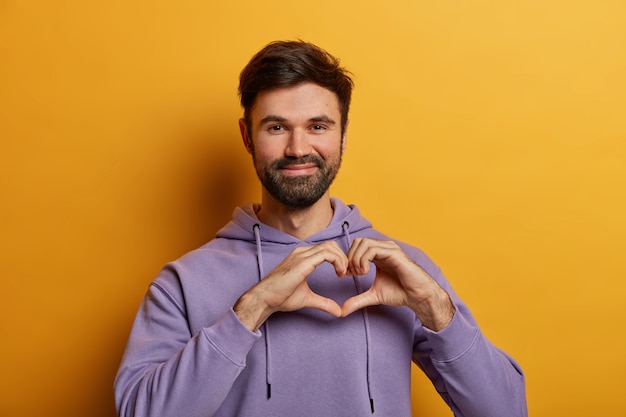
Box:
[215,197,373,244]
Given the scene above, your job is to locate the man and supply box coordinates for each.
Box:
[114,40,527,417]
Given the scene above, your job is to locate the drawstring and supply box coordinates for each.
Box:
[253,221,374,413]
[342,221,375,414]
[253,224,272,399]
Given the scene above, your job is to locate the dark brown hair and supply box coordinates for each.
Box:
[238,40,354,135]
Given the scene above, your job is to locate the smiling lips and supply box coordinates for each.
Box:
[280,163,319,176]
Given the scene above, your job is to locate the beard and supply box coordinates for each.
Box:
[253,153,342,209]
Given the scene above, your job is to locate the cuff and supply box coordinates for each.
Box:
[201,308,262,367]
[422,308,480,363]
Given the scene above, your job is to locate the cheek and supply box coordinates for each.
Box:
[255,148,281,164]
[252,138,284,160]
[315,141,343,160]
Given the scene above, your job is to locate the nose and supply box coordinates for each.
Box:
[285,128,311,158]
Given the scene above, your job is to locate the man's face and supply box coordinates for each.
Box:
[240,82,346,209]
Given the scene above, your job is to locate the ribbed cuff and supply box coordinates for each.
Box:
[422,308,480,363]
[201,309,262,367]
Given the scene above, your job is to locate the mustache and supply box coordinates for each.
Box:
[272,155,325,169]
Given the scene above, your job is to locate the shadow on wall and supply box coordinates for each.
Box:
[100,125,255,417]
[182,128,255,245]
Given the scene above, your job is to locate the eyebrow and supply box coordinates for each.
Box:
[259,115,288,125]
[309,115,336,125]
[259,115,337,125]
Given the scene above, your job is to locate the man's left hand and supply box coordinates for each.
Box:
[341,238,456,332]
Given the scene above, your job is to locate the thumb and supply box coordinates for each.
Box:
[306,292,342,317]
[340,291,379,317]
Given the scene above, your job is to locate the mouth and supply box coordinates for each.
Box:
[279,163,319,176]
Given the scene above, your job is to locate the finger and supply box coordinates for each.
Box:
[346,237,363,259]
[312,241,349,276]
[286,242,348,278]
[306,292,342,317]
[340,290,379,317]
[350,239,408,275]
[347,238,375,276]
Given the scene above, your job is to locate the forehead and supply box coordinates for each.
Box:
[250,83,340,124]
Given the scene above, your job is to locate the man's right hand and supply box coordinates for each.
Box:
[233,241,347,331]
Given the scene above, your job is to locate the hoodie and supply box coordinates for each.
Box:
[114,198,527,417]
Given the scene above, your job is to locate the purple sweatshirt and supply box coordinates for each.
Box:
[114,199,527,417]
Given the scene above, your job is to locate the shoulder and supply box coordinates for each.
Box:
[149,237,261,329]
[151,237,257,292]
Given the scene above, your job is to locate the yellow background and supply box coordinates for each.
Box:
[1,1,625,416]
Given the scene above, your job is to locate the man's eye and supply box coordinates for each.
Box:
[311,125,326,131]
[269,125,284,132]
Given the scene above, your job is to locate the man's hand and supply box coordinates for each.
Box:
[341,238,455,332]
[234,241,347,331]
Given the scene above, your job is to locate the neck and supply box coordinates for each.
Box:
[256,192,334,240]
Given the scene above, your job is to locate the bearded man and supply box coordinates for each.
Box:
[114,40,528,417]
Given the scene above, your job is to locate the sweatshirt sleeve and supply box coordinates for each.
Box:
[114,281,261,417]
[412,268,528,417]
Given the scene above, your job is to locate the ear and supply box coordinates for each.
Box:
[239,118,253,154]
[341,119,349,153]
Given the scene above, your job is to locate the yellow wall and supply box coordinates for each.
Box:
[2,1,625,415]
